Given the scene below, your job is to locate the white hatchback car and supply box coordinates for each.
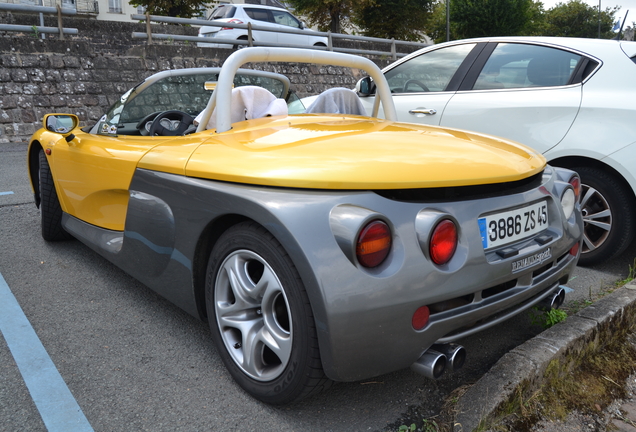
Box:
[355,36,636,266]
[197,4,327,49]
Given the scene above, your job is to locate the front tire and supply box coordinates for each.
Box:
[573,166,635,266]
[205,222,329,404]
[38,150,72,241]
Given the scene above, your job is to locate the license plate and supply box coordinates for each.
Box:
[478,200,548,249]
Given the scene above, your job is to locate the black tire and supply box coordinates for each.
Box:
[573,166,635,266]
[236,36,249,50]
[205,222,330,404]
[38,150,72,242]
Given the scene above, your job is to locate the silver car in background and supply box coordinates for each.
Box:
[197,4,327,49]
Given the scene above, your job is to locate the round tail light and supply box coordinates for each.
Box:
[356,220,391,268]
[430,219,457,265]
[412,306,430,330]
[561,187,576,220]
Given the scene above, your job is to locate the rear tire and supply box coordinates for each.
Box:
[573,166,635,266]
[38,150,72,241]
[205,222,330,404]
[236,36,249,50]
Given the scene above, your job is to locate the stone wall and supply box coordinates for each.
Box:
[0,14,416,143]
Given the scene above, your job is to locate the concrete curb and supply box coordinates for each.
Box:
[453,282,636,431]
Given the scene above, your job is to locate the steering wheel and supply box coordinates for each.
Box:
[147,110,195,136]
[403,79,430,92]
[136,111,162,135]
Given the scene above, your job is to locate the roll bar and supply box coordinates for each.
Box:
[196,47,397,134]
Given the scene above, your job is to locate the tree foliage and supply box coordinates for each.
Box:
[424,1,448,43]
[544,0,618,38]
[352,0,434,41]
[450,0,535,39]
[129,0,213,18]
[285,0,367,33]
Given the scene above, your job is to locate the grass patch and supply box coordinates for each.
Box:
[480,321,636,431]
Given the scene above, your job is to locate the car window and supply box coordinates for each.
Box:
[98,73,286,135]
[245,8,274,23]
[384,43,476,93]
[473,43,583,90]
[271,10,301,28]
[210,5,235,19]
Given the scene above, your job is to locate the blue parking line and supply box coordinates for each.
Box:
[0,191,14,196]
[0,272,94,432]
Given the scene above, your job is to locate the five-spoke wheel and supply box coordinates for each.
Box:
[205,222,329,404]
[214,248,293,381]
[574,166,635,266]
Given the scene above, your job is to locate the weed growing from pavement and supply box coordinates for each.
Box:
[529,307,568,329]
[398,419,439,432]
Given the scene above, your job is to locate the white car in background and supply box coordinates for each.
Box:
[355,36,636,266]
[197,4,327,49]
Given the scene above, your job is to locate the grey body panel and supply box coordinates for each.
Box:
[62,166,582,382]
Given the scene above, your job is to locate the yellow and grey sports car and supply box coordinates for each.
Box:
[27,48,583,404]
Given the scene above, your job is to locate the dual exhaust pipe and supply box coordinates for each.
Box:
[537,286,567,311]
[411,343,466,379]
[411,286,569,380]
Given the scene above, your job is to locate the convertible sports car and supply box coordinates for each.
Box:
[354,36,636,266]
[27,48,582,404]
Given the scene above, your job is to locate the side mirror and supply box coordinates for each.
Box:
[300,21,306,29]
[44,114,79,134]
[356,77,375,97]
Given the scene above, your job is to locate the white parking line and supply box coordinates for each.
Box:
[0,272,94,432]
[0,191,15,196]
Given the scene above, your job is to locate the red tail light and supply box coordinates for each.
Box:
[221,19,243,30]
[429,219,457,265]
[412,306,430,330]
[569,175,581,201]
[356,220,391,268]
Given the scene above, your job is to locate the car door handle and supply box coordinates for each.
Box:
[409,108,437,115]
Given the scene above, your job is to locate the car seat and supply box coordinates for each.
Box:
[305,87,367,116]
[195,85,288,130]
[527,57,567,87]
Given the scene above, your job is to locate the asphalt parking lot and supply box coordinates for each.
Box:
[2,142,635,432]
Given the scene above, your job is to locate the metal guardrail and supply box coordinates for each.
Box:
[130,13,428,60]
[0,3,78,39]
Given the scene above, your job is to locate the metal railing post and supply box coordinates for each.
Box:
[391,38,396,60]
[327,31,332,51]
[247,22,253,47]
[146,11,152,44]
[56,4,64,40]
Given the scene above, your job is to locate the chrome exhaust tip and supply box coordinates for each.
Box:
[432,343,466,372]
[410,349,446,379]
[538,286,567,311]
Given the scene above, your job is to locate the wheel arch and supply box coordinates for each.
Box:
[192,213,251,321]
[549,155,636,202]
[191,213,323,325]
[27,140,44,208]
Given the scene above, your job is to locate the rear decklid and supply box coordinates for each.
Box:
[174,116,545,189]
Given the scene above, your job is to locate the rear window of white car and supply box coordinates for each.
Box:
[474,43,583,90]
[210,5,235,19]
